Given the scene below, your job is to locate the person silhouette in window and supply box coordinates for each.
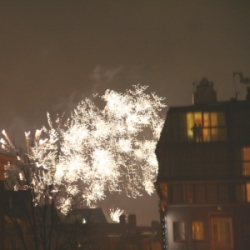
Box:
[192,123,198,142]
[197,123,203,142]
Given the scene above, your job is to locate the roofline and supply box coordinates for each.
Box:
[167,99,250,113]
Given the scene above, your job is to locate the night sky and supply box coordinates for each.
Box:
[1,1,250,225]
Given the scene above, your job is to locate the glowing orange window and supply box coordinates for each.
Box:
[242,147,250,176]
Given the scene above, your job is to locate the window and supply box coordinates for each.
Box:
[195,184,206,203]
[192,221,204,240]
[246,183,250,202]
[235,184,246,202]
[242,147,250,175]
[187,112,202,141]
[206,184,218,203]
[185,184,194,204]
[187,112,227,142]
[173,222,185,241]
[211,217,234,250]
[218,185,229,203]
[236,182,250,203]
[172,184,184,204]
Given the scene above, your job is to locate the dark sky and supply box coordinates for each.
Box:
[1,0,250,225]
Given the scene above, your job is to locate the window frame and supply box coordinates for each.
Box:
[210,216,234,250]
[242,147,250,176]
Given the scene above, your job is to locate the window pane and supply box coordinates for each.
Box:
[186,113,194,130]
[194,112,202,126]
[203,128,210,142]
[243,163,250,175]
[211,112,218,126]
[173,222,185,241]
[235,184,246,202]
[243,147,250,161]
[211,128,219,141]
[195,184,206,203]
[246,183,250,202]
[186,184,194,204]
[242,147,250,176]
[218,112,226,126]
[192,221,204,240]
[172,184,183,204]
[219,185,229,203]
[186,113,194,139]
[207,184,218,203]
[203,112,210,127]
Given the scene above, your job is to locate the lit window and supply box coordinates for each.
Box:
[186,112,202,142]
[246,183,250,202]
[210,112,218,126]
[242,147,250,175]
[186,112,227,142]
[192,221,204,240]
[173,221,185,241]
[211,217,234,250]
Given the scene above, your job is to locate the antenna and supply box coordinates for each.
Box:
[232,72,241,99]
[233,72,250,100]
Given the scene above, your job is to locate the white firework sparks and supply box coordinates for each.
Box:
[110,208,124,223]
[1,85,166,215]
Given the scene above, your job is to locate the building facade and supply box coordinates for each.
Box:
[155,78,250,250]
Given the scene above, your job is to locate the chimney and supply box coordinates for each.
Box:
[128,214,136,227]
[119,214,126,225]
[192,78,217,104]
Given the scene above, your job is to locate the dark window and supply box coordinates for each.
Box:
[235,184,246,202]
[194,184,206,203]
[219,185,229,203]
[173,222,185,241]
[172,184,184,204]
[206,184,218,203]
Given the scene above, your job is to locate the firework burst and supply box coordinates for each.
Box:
[1,85,166,218]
